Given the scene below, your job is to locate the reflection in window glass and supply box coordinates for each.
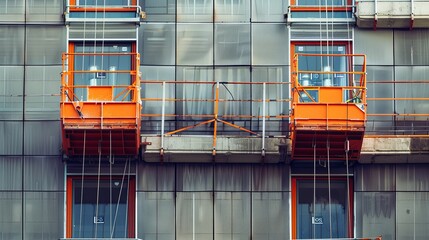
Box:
[72,179,130,238]
[73,43,132,101]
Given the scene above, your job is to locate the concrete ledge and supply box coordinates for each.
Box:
[141,135,429,163]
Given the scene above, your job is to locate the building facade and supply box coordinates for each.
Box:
[0,0,429,240]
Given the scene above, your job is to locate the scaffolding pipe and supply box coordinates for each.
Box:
[160,81,166,155]
[262,83,266,157]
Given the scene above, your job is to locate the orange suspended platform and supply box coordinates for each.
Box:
[290,53,367,161]
[60,53,141,157]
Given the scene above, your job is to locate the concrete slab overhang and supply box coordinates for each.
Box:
[141,135,429,163]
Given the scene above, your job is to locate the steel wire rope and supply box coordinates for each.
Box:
[345,138,351,238]
[110,130,113,237]
[78,130,87,237]
[327,137,333,238]
[313,136,317,238]
[78,0,90,237]
[125,158,131,238]
[93,0,101,238]
[345,1,353,237]
[110,158,129,238]
[95,138,102,238]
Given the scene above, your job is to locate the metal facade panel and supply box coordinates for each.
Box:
[355,164,396,191]
[137,192,175,240]
[355,29,393,65]
[396,164,429,191]
[0,66,24,120]
[355,192,396,240]
[0,121,23,155]
[24,121,61,155]
[0,192,22,240]
[24,192,64,240]
[26,0,64,22]
[0,157,22,190]
[215,0,250,22]
[0,0,25,22]
[140,23,175,65]
[25,26,66,65]
[176,23,213,65]
[24,156,65,191]
[215,23,251,65]
[252,24,289,65]
[396,192,429,239]
[141,0,176,22]
[25,66,61,120]
[395,66,429,117]
[394,30,429,65]
[252,192,290,240]
[251,0,288,22]
[0,26,25,65]
[177,0,213,22]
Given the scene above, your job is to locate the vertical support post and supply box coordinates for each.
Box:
[213,82,219,156]
[262,83,266,157]
[160,82,166,156]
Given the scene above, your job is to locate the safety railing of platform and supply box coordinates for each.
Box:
[140,80,290,156]
[61,52,141,104]
[291,53,367,108]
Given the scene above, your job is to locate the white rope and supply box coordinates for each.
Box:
[110,130,113,237]
[313,137,317,238]
[345,138,351,237]
[111,158,129,237]
[78,129,86,237]
[327,138,332,238]
[94,138,102,238]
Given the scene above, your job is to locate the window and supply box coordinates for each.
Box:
[292,177,353,239]
[68,42,136,102]
[291,42,352,102]
[66,176,136,238]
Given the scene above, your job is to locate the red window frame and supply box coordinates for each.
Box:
[69,0,138,12]
[290,0,353,12]
[291,176,354,239]
[66,176,136,238]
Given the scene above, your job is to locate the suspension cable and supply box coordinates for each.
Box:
[95,138,102,238]
[345,138,351,237]
[110,130,113,237]
[78,129,86,237]
[313,136,317,238]
[125,158,131,238]
[111,158,129,238]
[327,137,332,238]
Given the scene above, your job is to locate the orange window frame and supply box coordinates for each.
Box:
[66,42,137,99]
[290,0,353,12]
[69,0,138,12]
[290,41,354,88]
[66,176,136,238]
[291,176,354,239]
